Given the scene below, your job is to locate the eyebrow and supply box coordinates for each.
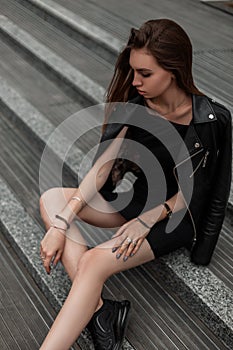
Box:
[130,66,153,72]
[136,68,152,72]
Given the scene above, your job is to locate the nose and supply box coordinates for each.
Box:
[132,72,142,87]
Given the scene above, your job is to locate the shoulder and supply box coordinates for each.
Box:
[195,94,232,126]
[206,96,232,121]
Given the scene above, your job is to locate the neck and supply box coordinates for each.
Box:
[146,88,189,115]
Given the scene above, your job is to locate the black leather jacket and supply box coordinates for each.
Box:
[175,94,232,265]
[94,94,232,265]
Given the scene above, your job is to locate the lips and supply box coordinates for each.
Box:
[137,90,146,95]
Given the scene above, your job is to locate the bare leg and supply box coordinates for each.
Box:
[40,188,87,281]
[40,187,127,297]
[40,236,155,350]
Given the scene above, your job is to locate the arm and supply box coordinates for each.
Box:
[40,125,128,273]
[112,190,186,260]
[191,112,232,265]
[138,190,185,227]
[57,126,129,223]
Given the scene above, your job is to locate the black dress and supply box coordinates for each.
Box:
[99,111,194,257]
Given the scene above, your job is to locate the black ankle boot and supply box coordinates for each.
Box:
[87,299,131,350]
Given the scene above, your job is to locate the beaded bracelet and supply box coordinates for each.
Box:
[136,216,151,229]
[55,214,70,230]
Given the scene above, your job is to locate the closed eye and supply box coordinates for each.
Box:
[141,72,152,78]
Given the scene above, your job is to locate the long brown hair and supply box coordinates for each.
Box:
[106,19,202,107]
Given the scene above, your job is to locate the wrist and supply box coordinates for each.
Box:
[60,196,85,223]
[162,202,172,219]
[54,214,70,230]
[51,224,67,236]
[52,219,67,230]
[136,216,151,229]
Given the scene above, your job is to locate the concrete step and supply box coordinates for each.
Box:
[0,167,231,349]
[0,11,233,207]
[12,0,233,111]
[12,0,123,61]
[0,70,232,349]
[0,11,106,104]
[1,0,233,113]
[25,0,233,50]
[0,232,81,350]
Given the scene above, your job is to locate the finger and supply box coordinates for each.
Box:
[130,238,144,257]
[40,247,46,261]
[53,250,62,267]
[43,255,53,274]
[114,236,130,258]
[40,244,44,256]
[111,233,127,252]
[123,240,138,261]
[43,259,51,274]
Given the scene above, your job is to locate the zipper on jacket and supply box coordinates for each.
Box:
[202,150,209,168]
[189,149,209,177]
[172,148,204,245]
[189,155,205,177]
[174,148,204,170]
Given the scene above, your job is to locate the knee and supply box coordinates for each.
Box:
[40,187,56,206]
[39,188,58,227]
[77,249,98,273]
[76,249,106,281]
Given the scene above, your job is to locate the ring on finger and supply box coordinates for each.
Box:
[126,237,132,244]
[132,240,137,247]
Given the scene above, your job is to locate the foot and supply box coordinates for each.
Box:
[87,299,131,350]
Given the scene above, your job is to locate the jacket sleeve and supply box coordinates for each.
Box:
[92,102,138,165]
[191,110,232,265]
[92,122,125,166]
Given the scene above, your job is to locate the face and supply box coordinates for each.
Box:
[129,48,174,101]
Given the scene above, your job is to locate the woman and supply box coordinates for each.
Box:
[39,19,232,349]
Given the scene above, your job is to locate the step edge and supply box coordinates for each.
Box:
[25,0,123,54]
[0,15,105,105]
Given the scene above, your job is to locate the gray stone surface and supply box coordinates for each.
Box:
[0,15,105,105]
[1,157,233,347]
[24,0,233,115]
[27,0,124,54]
[0,39,232,344]
[0,176,134,349]
[1,13,232,207]
[0,2,233,347]
[0,75,85,176]
[161,249,233,346]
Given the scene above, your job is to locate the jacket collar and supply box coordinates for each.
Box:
[129,94,217,124]
[192,94,217,124]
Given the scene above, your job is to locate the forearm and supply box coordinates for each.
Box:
[139,191,186,228]
[55,126,128,225]
[58,160,115,223]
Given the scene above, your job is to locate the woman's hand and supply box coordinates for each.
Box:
[40,227,66,274]
[112,218,150,261]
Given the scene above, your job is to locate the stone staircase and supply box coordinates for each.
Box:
[0,1,232,349]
